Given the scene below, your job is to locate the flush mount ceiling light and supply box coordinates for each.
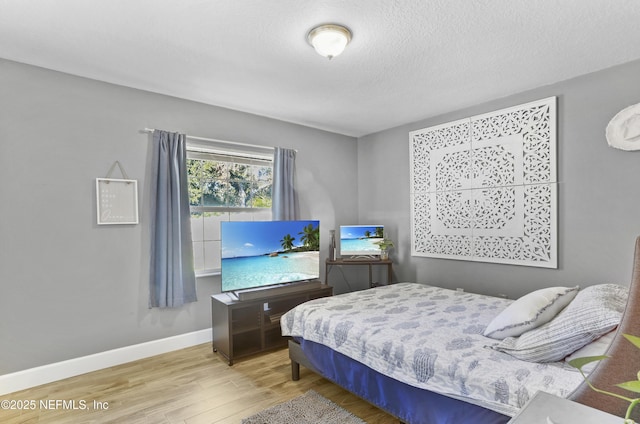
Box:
[307,24,352,59]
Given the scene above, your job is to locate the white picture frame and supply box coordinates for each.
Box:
[96,178,139,225]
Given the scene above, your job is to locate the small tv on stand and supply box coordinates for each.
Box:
[339,224,384,258]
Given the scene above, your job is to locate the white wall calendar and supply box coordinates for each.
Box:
[96,178,139,225]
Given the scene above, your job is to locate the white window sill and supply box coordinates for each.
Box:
[195,270,221,278]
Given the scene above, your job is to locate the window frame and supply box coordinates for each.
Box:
[187,144,274,277]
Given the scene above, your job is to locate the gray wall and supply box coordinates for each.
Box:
[3,56,639,376]
[0,59,358,374]
[357,59,640,299]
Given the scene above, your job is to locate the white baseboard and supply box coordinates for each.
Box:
[0,328,212,396]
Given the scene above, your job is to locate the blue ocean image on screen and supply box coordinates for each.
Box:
[340,237,381,252]
[340,225,383,255]
[221,220,319,292]
[221,252,319,291]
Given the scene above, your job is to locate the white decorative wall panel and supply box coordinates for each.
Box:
[409,97,557,268]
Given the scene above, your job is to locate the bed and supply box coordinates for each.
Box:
[281,236,640,424]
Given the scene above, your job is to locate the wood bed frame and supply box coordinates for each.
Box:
[289,236,640,421]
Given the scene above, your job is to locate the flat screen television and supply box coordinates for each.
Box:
[221,220,320,293]
[339,224,385,257]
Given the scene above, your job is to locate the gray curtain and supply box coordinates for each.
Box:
[272,147,299,220]
[149,130,197,308]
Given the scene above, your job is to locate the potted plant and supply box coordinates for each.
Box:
[569,333,640,423]
[373,238,394,260]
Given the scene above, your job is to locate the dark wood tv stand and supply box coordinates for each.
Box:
[211,283,332,365]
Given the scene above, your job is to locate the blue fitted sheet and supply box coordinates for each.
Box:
[297,337,510,424]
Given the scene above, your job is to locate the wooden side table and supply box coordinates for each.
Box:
[508,391,622,424]
[325,258,393,288]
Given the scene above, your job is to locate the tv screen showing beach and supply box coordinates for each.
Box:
[339,225,384,256]
[221,220,320,292]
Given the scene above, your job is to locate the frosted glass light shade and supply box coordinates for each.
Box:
[307,24,352,59]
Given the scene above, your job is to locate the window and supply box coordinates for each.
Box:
[187,147,273,275]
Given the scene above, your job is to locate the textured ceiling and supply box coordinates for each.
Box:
[1,0,640,137]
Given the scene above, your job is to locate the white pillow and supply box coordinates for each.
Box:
[565,330,616,373]
[490,284,627,363]
[483,286,579,339]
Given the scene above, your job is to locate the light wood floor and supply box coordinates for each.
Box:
[1,344,398,424]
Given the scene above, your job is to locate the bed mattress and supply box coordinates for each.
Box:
[281,283,586,416]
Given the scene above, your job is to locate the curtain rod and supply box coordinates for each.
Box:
[142,128,277,152]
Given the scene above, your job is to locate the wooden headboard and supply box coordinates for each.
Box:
[569,235,640,420]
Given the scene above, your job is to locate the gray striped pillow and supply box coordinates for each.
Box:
[490,284,627,363]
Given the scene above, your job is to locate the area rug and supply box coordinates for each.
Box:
[241,390,366,424]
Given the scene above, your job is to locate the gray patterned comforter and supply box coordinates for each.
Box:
[281,283,585,416]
